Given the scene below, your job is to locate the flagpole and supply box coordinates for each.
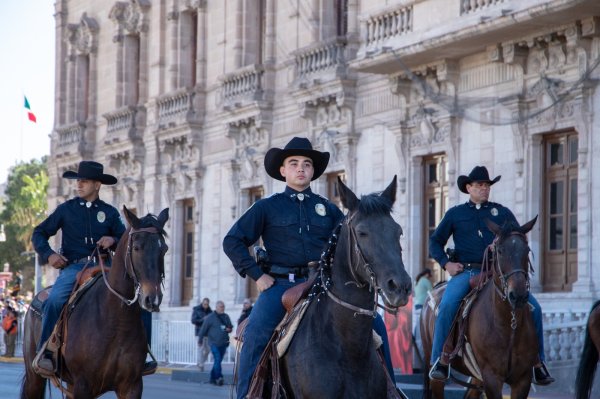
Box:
[20,93,24,160]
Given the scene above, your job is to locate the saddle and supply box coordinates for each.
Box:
[32,267,108,379]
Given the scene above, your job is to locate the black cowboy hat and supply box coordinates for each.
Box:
[264,137,330,181]
[62,161,118,185]
[457,165,501,194]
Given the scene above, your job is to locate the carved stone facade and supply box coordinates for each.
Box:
[50,2,600,373]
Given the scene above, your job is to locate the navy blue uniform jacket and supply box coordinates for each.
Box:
[429,200,517,269]
[223,186,344,281]
[32,197,126,264]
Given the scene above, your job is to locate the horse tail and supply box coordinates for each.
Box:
[575,300,600,399]
[19,305,48,399]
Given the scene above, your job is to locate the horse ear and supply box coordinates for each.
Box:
[484,218,501,235]
[337,176,359,212]
[381,175,397,205]
[123,206,141,229]
[520,215,538,234]
[157,208,170,228]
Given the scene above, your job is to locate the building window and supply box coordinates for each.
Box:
[122,34,141,106]
[179,10,198,87]
[335,0,348,36]
[181,198,195,305]
[423,154,448,284]
[326,171,346,210]
[542,132,578,292]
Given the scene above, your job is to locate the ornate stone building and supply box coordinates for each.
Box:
[49,0,600,373]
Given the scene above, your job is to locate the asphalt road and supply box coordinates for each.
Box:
[0,360,231,399]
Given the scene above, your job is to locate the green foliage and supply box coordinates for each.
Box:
[0,158,48,294]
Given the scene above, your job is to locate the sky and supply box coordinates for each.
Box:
[0,1,55,184]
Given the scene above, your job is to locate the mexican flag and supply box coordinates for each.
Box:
[24,96,37,123]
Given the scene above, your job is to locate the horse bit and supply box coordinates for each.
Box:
[322,212,395,318]
[100,226,163,306]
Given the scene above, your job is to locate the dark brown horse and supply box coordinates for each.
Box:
[575,300,600,399]
[20,206,169,399]
[277,176,413,398]
[421,217,538,399]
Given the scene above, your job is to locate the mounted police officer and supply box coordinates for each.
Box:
[427,166,554,385]
[223,137,396,399]
[31,161,156,376]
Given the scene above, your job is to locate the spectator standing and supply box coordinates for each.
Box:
[198,300,233,386]
[412,268,434,369]
[237,298,253,325]
[191,297,212,370]
[2,305,18,357]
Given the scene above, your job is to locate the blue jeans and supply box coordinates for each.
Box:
[431,269,546,364]
[236,277,396,399]
[38,261,153,352]
[210,343,228,382]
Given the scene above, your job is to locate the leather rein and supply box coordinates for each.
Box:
[322,212,397,317]
[99,226,163,306]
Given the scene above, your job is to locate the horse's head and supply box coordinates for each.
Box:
[337,176,412,308]
[123,206,169,312]
[485,216,537,309]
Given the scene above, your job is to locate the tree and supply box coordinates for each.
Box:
[0,158,48,295]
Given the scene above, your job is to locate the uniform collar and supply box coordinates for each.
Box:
[77,197,101,208]
[285,186,313,201]
[467,200,489,209]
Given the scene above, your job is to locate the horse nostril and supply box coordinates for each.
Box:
[387,279,399,292]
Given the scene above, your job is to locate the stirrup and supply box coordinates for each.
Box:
[532,362,554,386]
[428,358,449,382]
[32,347,56,379]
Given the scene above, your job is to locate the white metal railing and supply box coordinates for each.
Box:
[364,5,413,48]
[460,0,505,14]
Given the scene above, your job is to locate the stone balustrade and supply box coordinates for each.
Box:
[460,0,505,14]
[157,88,194,121]
[543,309,588,363]
[55,122,85,146]
[103,106,137,134]
[363,5,413,48]
[221,65,264,103]
[294,37,347,80]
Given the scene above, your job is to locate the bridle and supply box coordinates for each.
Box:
[322,212,398,317]
[100,226,164,306]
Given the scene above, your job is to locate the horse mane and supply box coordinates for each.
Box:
[136,213,168,237]
[496,220,522,240]
[358,193,393,217]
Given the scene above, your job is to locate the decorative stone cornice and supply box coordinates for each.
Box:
[109,0,151,42]
[64,13,99,55]
[225,117,270,183]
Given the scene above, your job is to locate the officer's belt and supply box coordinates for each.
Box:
[269,265,309,278]
[71,254,108,265]
[461,262,482,270]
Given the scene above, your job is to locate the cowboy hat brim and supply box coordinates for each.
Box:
[62,170,118,185]
[264,148,330,182]
[457,174,501,193]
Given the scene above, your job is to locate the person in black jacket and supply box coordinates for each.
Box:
[191,297,212,370]
[198,301,233,386]
[237,298,253,325]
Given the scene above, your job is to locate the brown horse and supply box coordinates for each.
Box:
[421,217,538,399]
[20,206,169,399]
[575,300,600,399]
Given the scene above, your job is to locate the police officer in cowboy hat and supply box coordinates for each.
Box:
[31,161,156,376]
[223,136,397,399]
[427,166,554,385]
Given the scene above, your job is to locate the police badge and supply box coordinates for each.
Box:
[315,203,326,216]
[490,208,498,217]
[97,211,106,223]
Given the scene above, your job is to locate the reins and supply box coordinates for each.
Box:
[100,226,162,306]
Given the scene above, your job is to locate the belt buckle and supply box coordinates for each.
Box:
[289,273,295,283]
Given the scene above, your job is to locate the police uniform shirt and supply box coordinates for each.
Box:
[429,200,517,269]
[223,186,344,280]
[32,197,126,264]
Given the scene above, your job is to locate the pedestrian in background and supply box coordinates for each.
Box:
[2,305,18,357]
[191,297,212,370]
[237,298,253,325]
[412,268,434,370]
[198,300,233,386]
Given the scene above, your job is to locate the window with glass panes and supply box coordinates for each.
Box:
[423,154,448,284]
[181,199,195,305]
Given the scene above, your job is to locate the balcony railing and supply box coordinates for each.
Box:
[221,65,264,105]
[364,6,413,48]
[294,37,348,80]
[103,106,137,135]
[461,0,505,14]
[55,122,85,147]
[157,88,195,128]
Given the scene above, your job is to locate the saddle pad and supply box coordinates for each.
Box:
[276,299,309,358]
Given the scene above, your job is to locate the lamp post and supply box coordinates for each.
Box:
[21,250,42,294]
[0,224,6,242]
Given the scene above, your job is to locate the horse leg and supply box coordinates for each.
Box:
[115,380,143,399]
[20,370,47,399]
[509,379,532,399]
[430,379,445,399]
[481,374,503,399]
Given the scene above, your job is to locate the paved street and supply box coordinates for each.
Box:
[0,359,231,399]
